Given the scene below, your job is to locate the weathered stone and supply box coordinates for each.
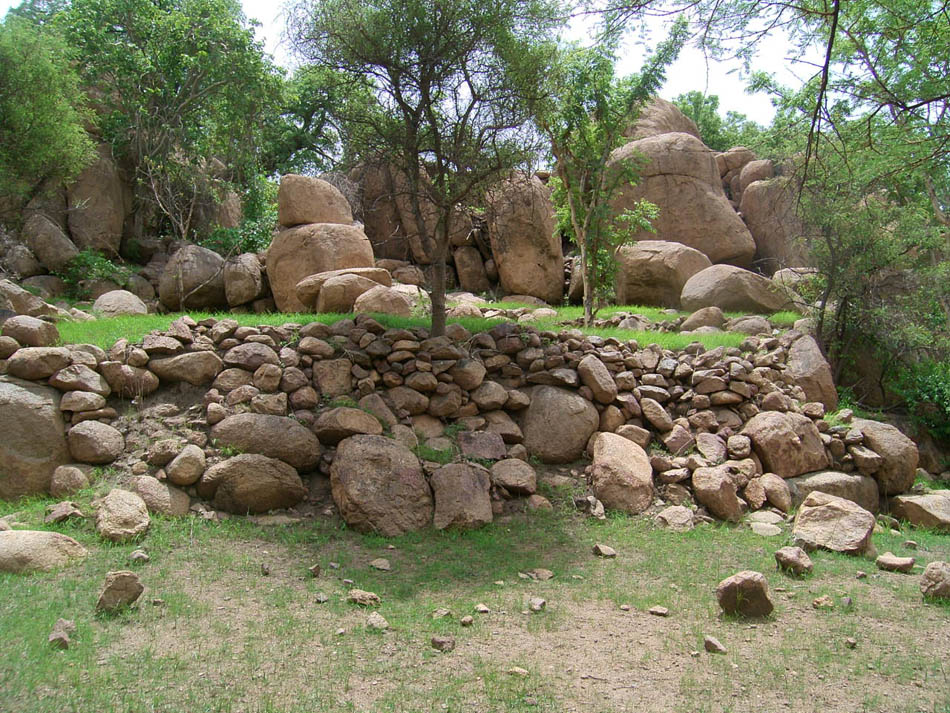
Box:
[590,433,654,515]
[715,570,773,617]
[49,465,90,498]
[224,253,265,307]
[0,530,87,573]
[211,413,322,472]
[96,571,144,613]
[741,411,829,479]
[786,470,879,513]
[615,240,712,308]
[692,466,743,522]
[876,552,915,574]
[95,489,150,542]
[277,174,353,228]
[774,546,812,575]
[889,493,950,532]
[786,336,837,411]
[920,561,950,600]
[521,386,599,464]
[458,430,507,461]
[92,290,148,317]
[624,97,701,140]
[0,378,69,499]
[314,407,383,445]
[331,435,433,536]
[490,459,537,495]
[792,491,875,555]
[655,505,694,531]
[577,354,618,404]
[67,144,127,254]
[851,418,919,495]
[165,444,207,486]
[431,463,492,530]
[23,213,78,272]
[223,343,279,371]
[100,361,160,398]
[158,245,227,310]
[682,264,788,314]
[129,476,190,516]
[49,364,110,396]
[2,315,60,347]
[295,267,392,308]
[209,454,307,514]
[149,352,223,385]
[67,421,124,465]
[760,472,792,513]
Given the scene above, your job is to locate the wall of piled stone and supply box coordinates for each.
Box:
[0,311,923,535]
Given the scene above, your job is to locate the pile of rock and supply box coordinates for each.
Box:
[2,309,941,537]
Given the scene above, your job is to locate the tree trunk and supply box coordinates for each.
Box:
[579,240,593,327]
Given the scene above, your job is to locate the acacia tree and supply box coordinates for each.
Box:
[290,0,561,336]
[537,21,686,326]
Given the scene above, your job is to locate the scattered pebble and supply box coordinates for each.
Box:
[308,564,321,578]
[856,571,867,579]
[460,615,474,627]
[845,637,858,649]
[329,562,340,570]
[903,540,918,550]
[812,595,835,610]
[315,592,329,604]
[648,606,670,617]
[366,612,389,631]
[129,549,150,564]
[260,563,270,577]
[335,628,345,636]
[876,552,915,573]
[704,636,727,654]
[347,589,381,606]
[48,618,75,650]
[431,635,456,652]
[370,558,391,571]
[474,603,490,614]
[507,666,529,677]
[619,604,631,612]
[432,608,451,619]
[342,578,354,585]
[592,543,617,558]
[527,597,546,612]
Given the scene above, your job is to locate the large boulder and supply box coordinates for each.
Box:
[739,177,809,275]
[0,530,87,573]
[295,267,392,309]
[22,213,79,272]
[6,347,72,380]
[277,174,353,228]
[314,407,383,445]
[487,173,563,304]
[430,463,492,531]
[158,245,227,310]
[67,421,124,464]
[210,413,322,472]
[453,246,492,294]
[615,240,712,308]
[520,386,599,464]
[266,223,375,312]
[589,433,654,515]
[609,133,756,265]
[208,454,307,514]
[92,290,148,317]
[353,285,413,317]
[2,315,59,347]
[681,264,790,313]
[129,476,191,516]
[0,378,69,499]
[741,412,829,479]
[148,352,223,385]
[330,435,433,536]
[316,274,381,313]
[786,335,838,410]
[787,470,880,513]
[792,491,875,555]
[889,492,950,532]
[354,161,410,260]
[851,418,918,495]
[224,253,265,307]
[95,489,150,542]
[623,97,701,140]
[0,278,58,318]
[692,465,743,522]
[67,143,129,254]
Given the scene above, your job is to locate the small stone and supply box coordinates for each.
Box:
[474,603,490,613]
[432,608,451,619]
[308,564,321,578]
[528,568,554,581]
[369,558,391,571]
[592,543,617,558]
[336,628,345,636]
[619,604,631,611]
[920,561,950,600]
[876,552,915,573]
[315,592,329,604]
[527,597,546,612]
[715,570,774,617]
[903,540,918,550]
[129,549,150,564]
[260,563,270,576]
[44,501,84,524]
[431,635,456,652]
[648,606,670,617]
[96,571,144,613]
[348,589,381,606]
[507,667,529,677]
[704,636,727,654]
[329,561,340,569]
[774,546,813,576]
[342,578,354,585]
[47,618,76,650]
[460,615,474,627]
[856,571,867,579]
[812,595,835,610]
[845,637,857,649]
[366,612,389,631]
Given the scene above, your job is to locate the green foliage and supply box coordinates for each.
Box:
[54,249,132,299]
[51,0,283,240]
[538,22,685,325]
[199,175,278,255]
[0,14,94,203]
[672,91,764,152]
[896,361,950,444]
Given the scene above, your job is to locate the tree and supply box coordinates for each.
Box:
[290,0,561,335]
[672,91,763,152]
[51,0,283,241]
[537,20,686,326]
[0,14,94,206]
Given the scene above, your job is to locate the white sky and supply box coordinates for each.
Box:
[1,0,813,125]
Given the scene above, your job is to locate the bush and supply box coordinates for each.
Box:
[198,176,277,256]
[896,361,950,444]
[54,249,133,299]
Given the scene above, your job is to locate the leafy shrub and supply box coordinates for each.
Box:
[54,249,132,299]
[896,360,950,444]
[199,176,277,256]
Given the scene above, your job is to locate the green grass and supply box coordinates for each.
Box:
[2,476,948,713]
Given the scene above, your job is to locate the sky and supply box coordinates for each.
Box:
[1,0,813,126]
